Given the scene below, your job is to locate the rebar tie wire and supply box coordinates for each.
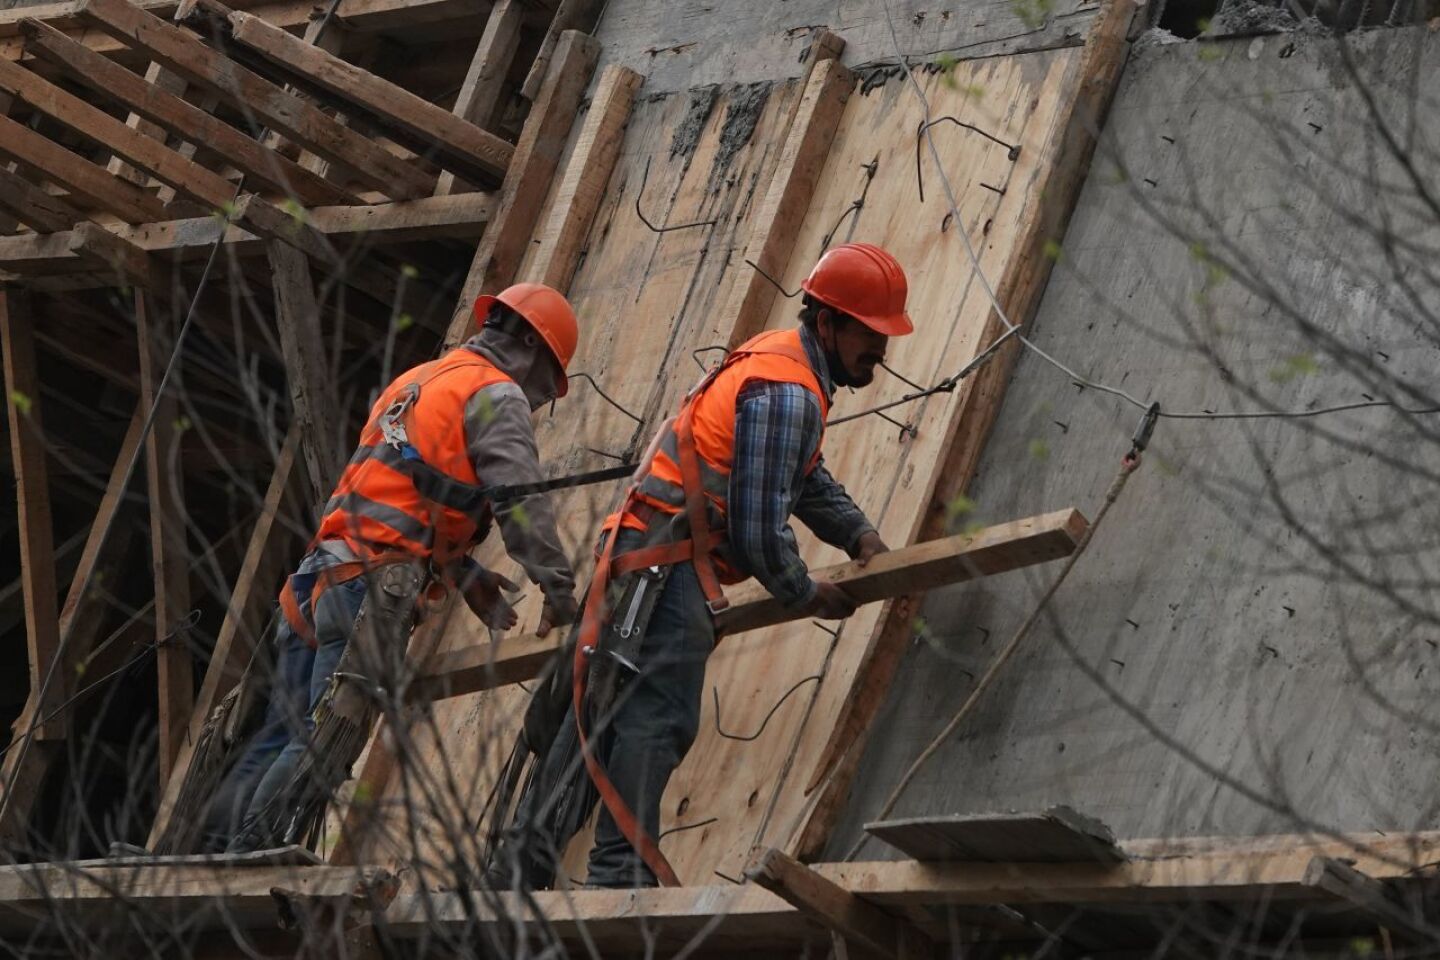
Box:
[636,157,719,234]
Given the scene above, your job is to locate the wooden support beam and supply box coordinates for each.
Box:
[0,289,64,739]
[434,0,523,197]
[135,290,193,788]
[67,220,151,285]
[75,0,435,200]
[415,509,1088,701]
[221,7,513,187]
[523,63,642,291]
[106,61,185,188]
[147,426,304,852]
[519,0,603,102]
[0,165,83,233]
[0,192,495,273]
[723,55,852,347]
[747,847,934,960]
[20,16,357,206]
[1303,856,1439,946]
[269,242,341,503]
[0,115,167,223]
[447,29,599,345]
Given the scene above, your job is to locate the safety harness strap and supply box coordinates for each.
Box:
[278,552,416,649]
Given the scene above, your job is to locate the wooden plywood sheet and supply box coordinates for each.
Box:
[357,75,818,870]
[653,50,1090,883]
[866,807,1125,863]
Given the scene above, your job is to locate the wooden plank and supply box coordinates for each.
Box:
[269,242,341,504]
[521,64,642,291]
[446,28,599,346]
[867,808,1124,865]
[0,165,83,233]
[415,510,1086,701]
[106,61,184,188]
[747,847,933,960]
[75,0,435,200]
[433,0,523,196]
[718,509,1086,635]
[147,426,303,851]
[223,7,514,187]
[519,0,602,101]
[794,0,1140,857]
[721,56,852,347]
[0,289,64,739]
[135,290,193,788]
[0,54,242,213]
[21,16,356,206]
[0,192,495,274]
[0,115,167,223]
[1302,856,1438,946]
[67,220,150,285]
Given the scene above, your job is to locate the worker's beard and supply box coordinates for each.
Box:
[828,348,877,388]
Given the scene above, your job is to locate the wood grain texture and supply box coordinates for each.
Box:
[0,166,83,233]
[75,0,434,199]
[269,242,342,503]
[135,290,193,788]
[447,29,599,345]
[519,64,642,291]
[432,0,523,196]
[747,847,934,959]
[20,16,355,206]
[0,114,167,223]
[1302,856,1437,945]
[867,807,1124,864]
[224,8,514,186]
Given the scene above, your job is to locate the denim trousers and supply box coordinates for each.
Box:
[202,550,368,853]
[503,559,714,888]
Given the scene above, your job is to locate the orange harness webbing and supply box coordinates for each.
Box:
[277,551,417,648]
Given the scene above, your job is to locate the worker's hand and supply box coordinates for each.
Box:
[462,568,520,630]
[806,581,858,620]
[851,530,889,568]
[536,594,578,638]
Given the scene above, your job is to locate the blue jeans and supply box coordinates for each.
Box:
[501,560,714,888]
[202,550,368,853]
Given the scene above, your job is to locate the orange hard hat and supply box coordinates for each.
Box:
[473,282,579,397]
[800,242,913,336]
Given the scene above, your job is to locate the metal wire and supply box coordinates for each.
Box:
[915,116,1021,204]
[567,371,643,424]
[712,675,823,742]
[635,157,718,234]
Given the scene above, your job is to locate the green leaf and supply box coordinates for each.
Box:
[401,263,419,280]
[9,390,31,417]
[394,313,414,332]
[1042,239,1063,262]
[1268,353,1319,383]
[1028,438,1050,460]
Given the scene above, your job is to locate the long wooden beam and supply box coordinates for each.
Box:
[0,165,82,233]
[523,63,642,291]
[20,16,356,206]
[0,192,495,274]
[0,114,167,223]
[1303,856,1439,946]
[269,242,342,503]
[220,7,514,187]
[75,0,435,200]
[447,29,599,344]
[747,848,934,960]
[719,508,1087,635]
[433,0,522,196]
[147,427,305,852]
[0,289,64,740]
[135,290,193,787]
[413,509,1088,701]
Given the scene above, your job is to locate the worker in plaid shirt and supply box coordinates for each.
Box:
[492,243,913,889]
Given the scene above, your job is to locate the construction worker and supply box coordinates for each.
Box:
[490,243,912,889]
[205,283,582,854]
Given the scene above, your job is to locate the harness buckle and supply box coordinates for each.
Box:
[705,596,730,615]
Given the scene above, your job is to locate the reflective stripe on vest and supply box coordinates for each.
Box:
[621,328,829,581]
[314,349,509,566]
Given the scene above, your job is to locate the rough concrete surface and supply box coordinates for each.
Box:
[834,26,1440,855]
[594,0,1102,93]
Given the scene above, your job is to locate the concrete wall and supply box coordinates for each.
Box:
[833,25,1440,853]
[593,0,1101,93]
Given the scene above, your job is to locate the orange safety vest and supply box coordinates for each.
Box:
[281,349,509,646]
[574,327,829,887]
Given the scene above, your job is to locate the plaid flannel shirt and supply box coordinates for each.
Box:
[728,325,876,608]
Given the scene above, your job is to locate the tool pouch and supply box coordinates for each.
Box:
[587,564,670,728]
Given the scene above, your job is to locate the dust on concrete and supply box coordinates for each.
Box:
[1207,0,1299,35]
[669,85,720,160]
[708,81,772,186]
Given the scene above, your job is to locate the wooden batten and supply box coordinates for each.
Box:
[0,166,83,233]
[433,0,523,196]
[0,114,167,223]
